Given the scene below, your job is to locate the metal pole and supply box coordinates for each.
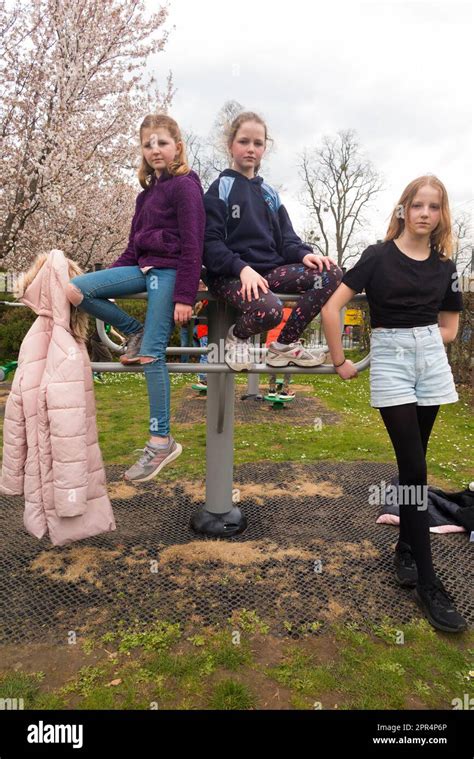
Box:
[190,299,247,537]
[241,334,262,400]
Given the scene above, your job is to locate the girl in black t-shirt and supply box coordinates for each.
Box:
[321,175,466,633]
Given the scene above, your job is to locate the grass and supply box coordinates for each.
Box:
[2,356,471,491]
[0,616,471,710]
[69,369,473,489]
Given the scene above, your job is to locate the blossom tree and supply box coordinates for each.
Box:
[1,0,174,270]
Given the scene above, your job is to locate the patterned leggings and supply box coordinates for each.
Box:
[209,263,343,343]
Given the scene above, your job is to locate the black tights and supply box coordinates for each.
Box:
[379,403,439,585]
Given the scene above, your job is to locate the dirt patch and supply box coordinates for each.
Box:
[0,643,108,691]
[237,481,343,504]
[0,628,346,709]
[158,540,314,567]
[164,478,343,506]
[107,482,138,500]
[323,599,347,620]
[173,385,341,427]
[124,547,150,567]
[306,538,380,575]
[30,547,122,589]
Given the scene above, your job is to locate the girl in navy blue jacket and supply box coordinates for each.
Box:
[203,112,342,371]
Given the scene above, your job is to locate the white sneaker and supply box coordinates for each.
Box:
[224,325,255,371]
[266,340,326,368]
[279,389,296,399]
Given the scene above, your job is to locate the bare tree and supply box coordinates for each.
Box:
[182,100,244,192]
[183,99,283,194]
[299,130,383,267]
[1,0,173,269]
[452,210,472,275]
[182,130,216,192]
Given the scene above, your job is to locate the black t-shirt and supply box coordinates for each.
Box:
[341,240,463,328]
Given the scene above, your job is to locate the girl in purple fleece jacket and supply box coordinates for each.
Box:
[67,114,205,483]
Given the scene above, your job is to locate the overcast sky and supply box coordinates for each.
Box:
[145,0,473,256]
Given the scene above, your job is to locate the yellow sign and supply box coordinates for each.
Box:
[344,309,364,325]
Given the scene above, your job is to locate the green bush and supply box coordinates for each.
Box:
[0,297,189,363]
[447,292,473,386]
[0,305,35,361]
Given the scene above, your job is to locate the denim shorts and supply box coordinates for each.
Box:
[370,324,458,408]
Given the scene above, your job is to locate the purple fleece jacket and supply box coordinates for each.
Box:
[109,169,205,306]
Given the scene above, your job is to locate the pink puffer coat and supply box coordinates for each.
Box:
[0,250,116,545]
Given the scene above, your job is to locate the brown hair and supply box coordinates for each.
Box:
[385,175,453,258]
[138,114,190,189]
[226,111,272,174]
[16,253,89,342]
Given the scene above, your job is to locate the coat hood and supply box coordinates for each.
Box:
[20,249,73,332]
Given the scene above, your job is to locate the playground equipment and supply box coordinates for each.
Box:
[263,376,296,409]
[191,382,207,395]
[263,392,294,409]
[93,290,370,538]
[264,376,296,405]
[0,360,17,382]
[1,290,369,536]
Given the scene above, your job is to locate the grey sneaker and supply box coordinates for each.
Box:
[266,340,326,368]
[124,436,182,482]
[224,324,255,372]
[120,328,144,364]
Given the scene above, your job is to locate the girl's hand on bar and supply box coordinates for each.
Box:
[336,359,358,380]
[174,303,193,325]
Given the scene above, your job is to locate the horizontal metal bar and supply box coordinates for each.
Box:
[1,293,369,304]
[106,292,368,304]
[167,347,209,354]
[91,353,371,374]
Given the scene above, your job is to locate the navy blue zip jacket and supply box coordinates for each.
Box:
[203,169,312,279]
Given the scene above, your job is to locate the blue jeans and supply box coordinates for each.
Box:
[69,266,177,436]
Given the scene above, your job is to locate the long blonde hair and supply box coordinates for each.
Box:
[16,253,89,342]
[226,111,272,174]
[385,175,453,258]
[138,114,190,189]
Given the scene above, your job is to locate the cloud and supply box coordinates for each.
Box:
[147,0,472,243]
